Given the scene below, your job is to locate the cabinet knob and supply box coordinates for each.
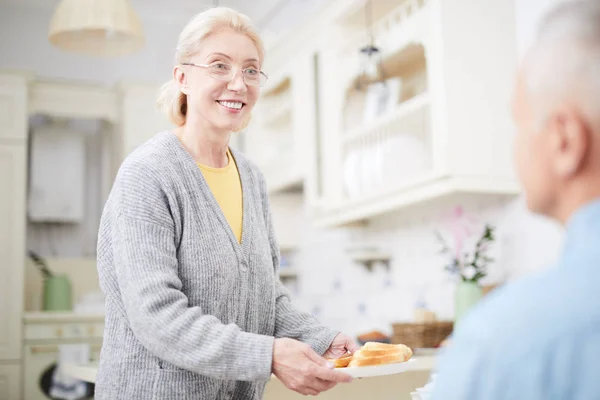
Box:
[55,328,63,337]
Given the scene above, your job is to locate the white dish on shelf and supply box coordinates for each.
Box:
[338,359,416,379]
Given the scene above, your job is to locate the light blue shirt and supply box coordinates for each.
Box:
[431,199,600,400]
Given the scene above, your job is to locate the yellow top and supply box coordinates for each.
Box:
[197,150,243,243]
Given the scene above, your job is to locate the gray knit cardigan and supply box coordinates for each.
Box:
[95,131,338,400]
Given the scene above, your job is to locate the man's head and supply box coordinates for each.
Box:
[513,0,600,223]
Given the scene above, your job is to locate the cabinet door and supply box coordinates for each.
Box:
[0,75,27,142]
[118,83,174,162]
[0,145,26,361]
[0,362,21,400]
[0,74,27,362]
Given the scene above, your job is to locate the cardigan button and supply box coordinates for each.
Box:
[240,261,248,272]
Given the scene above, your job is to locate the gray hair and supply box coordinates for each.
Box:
[524,0,600,127]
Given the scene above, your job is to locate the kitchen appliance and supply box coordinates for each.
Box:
[23,312,103,400]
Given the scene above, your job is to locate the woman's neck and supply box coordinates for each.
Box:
[176,117,230,168]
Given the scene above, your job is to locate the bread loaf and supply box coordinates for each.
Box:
[327,353,353,368]
[328,342,413,368]
[348,342,412,367]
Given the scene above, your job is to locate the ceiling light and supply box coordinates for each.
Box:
[48,0,144,57]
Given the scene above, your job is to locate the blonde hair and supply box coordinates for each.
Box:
[156,7,265,127]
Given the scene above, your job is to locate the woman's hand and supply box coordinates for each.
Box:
[323,333,360,359]
[272,338,353,396]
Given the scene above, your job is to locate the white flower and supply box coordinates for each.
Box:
[462,265,477,280]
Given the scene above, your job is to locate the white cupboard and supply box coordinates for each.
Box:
[0,363,21,400]
[0,145,26,360]
[0,73,27,400]
[117,82,174,164]
[246,54,315,194]
[246,0,521,228]
[310,0,520,227]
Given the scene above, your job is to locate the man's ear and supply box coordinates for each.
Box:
[174,66,189,95]
[548,107,590,178]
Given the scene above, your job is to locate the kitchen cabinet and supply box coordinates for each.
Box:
[23,312,104,400]
[29,79,173,171]
[245,45,317,194]
[27,76,176,165]
[0,74,27,361]
[29,80,119,122]
[253,0,521,228]
[0,71,175,399]
[0,73,27,400]
[0,363,21,400]
[0,145,26,360]
[116,82,174,165]
[309,0,520,227]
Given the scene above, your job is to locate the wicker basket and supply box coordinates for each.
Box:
[391,321,453,349]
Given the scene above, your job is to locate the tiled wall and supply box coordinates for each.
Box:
[281,194,564,339]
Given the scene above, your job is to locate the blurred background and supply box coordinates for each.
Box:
[0,0,570,399]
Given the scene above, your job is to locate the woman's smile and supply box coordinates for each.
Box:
[216,99,245,112]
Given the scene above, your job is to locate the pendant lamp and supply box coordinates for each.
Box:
[356,0,385,90]
[48,0,144,57]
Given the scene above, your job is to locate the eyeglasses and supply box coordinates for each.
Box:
[181,62,269,87]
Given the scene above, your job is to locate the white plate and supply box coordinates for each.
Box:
[338,359,416,379]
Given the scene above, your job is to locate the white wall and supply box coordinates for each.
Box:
[286,195,564,338]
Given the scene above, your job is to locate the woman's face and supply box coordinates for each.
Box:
[178,28,261,133]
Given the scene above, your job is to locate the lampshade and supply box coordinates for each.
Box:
[48,0,144,57]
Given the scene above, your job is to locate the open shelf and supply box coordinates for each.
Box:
[342,92,429,146]
[342,43,427,133]
[339,41,431,202]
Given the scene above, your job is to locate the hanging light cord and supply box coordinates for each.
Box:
[365,0,374,48]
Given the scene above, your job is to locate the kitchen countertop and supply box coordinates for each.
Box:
[24,311,105,323]
[63,352,437,385]
[63,362,100,383]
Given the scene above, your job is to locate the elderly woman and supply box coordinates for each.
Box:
[95,6,356,400]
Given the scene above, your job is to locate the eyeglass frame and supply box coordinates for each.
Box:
[180,62,269,87]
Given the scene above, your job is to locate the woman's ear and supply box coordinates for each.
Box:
[174,66,189,95]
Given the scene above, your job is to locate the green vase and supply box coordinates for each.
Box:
[454,281,482,324]
[43,274,73,311]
